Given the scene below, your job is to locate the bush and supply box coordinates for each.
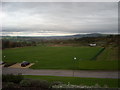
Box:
[51,81,63,85]
[20,80,31,87]
[2,74,24,83]
[4,82,15,88]
[30,79,50,89]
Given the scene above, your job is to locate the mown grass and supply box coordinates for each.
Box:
[96,47,118,61]
[2,46,118,70]
[24,75,119,88]
[77,60,118,70]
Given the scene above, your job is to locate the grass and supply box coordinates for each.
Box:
[23,75,119,88]
[77,60,118,70]
[96,47,118,61]
[2,46,118,70]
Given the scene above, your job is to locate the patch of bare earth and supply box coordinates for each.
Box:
[8,63,35,68]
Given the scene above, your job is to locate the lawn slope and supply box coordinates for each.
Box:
[96,47,118,61]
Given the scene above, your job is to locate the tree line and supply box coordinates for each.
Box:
[2,35,119,49]
[2,40,36,49]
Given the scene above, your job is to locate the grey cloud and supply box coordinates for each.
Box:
[2,2,118,36]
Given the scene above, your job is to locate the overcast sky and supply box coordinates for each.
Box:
[1,2,118,36]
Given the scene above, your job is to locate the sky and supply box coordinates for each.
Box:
[1,2,118,36]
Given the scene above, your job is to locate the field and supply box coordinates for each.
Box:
[96,47,118,61]
[2,46,118,70]
[24,75,119,88]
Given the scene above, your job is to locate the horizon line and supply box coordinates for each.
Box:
[1,33,119,37]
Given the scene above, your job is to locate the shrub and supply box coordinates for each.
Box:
[94,83,101,88]
[103,85,108,88]
[51,81,63,85]
[2,74,24,83]
[4,82,15,88]
[52,84,103,88]
[20,80,31,87]
[30,79,50,89]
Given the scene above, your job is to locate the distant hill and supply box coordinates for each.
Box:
[47,33,105,40]
[2,33,107,41]
[73,33,104,38]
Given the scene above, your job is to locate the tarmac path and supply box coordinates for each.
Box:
[2,67,119,79]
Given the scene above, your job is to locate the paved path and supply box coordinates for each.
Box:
[2,68,119,79]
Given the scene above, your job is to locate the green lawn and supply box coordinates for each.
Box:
[77,60,118,70]
[96,47,118,61]
[24,75,119,88]
[2,46,118,70]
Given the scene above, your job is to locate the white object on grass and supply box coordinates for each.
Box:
[74,57,76,60]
